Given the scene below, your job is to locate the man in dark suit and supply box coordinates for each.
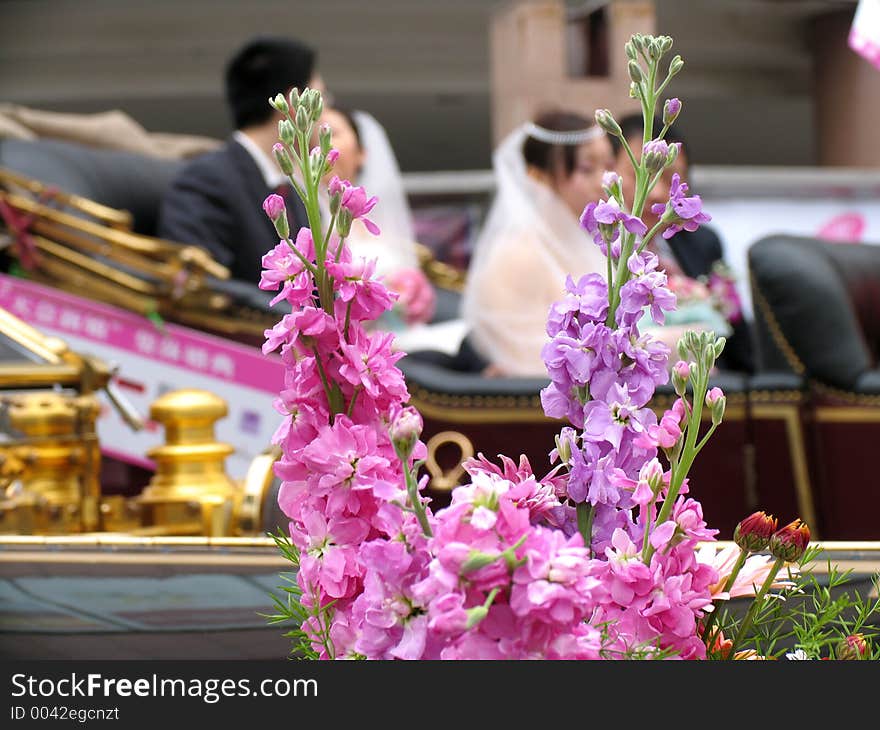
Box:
[611,113,754,373]
[158,36,321,285]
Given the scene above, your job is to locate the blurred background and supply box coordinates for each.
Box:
[2,0,877,168]
[2,2,880,657]
[2,0,879,282]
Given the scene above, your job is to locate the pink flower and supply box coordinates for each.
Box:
[697,543,796,600]
[262,193,286,220]
[328,176,381,234]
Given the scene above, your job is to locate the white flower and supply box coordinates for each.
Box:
[785,649,811,660]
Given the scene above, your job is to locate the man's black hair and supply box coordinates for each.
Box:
[225,36,316,130]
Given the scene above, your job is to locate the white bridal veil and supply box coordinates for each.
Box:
[350,109,419,276]
[460,122,608,376]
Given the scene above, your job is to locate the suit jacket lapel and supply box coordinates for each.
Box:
[227,138,281,242]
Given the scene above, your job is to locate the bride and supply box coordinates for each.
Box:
[460,110,614,377]
[317,107,435,329]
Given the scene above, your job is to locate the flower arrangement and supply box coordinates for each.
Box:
[261,34,879,660]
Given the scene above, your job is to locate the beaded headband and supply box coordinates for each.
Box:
[523,122,605,146]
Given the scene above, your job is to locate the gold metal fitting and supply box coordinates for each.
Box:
[0,391,101,534]
[137,389,239,536]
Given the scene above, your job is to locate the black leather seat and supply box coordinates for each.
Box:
[0,138,184,237]
[750,234,880,539]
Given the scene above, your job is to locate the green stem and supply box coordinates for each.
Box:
[728,556,785,658]
[694,422,718,454]
[322,210,338,254]
[637,221,665,252]
[395,443,432,538]
[282,235,318,275]
[700,546,749,646]
[618,132,640,175]
[642,372,708,563]
[655,74,674,100]
[576,502,594,555]
[334,235,347,262]
[346,385,362,419]
[312,346,343,418]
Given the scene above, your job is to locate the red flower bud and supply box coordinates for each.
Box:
[835,633,868,660]
[733,511,778,552]
[768,519,810,562]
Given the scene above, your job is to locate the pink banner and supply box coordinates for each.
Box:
[0,274,283,394]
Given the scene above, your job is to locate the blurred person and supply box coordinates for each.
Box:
[158,35,323,284]
[459,110,614,377]
[611,112,753,373]
[317,106,434,329]
[318,106,420,278]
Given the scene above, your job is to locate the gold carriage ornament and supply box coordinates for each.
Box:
[0,305,284,538]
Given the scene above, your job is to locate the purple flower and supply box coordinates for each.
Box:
[618,271,677,326]
[580,199,647,254]
[663,98,681,125]
[650,173,712,239]
[582,383,651,451]
[545,274,609,338]
[641,140,671,173]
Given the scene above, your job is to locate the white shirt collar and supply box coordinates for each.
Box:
[233,130,288,189]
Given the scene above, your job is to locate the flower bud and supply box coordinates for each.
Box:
[629,82,641,100]
[625,42,637,61]
[278,119,296,146]
[465,604,489,630]
[701,337,717,373]
[642,458,664,493]
[676,338,689,363]
[628,60,644,84]
[262,194,289,240]
[309,145,323,175]
[659,36,674,54]
[642,140,670,174]
[713,336,727,360]
[668,54,684,77]
[769,519,811,562]
[269,93,289,115]
[294,105,310,133]
[602,171,622,201]
[663,97,682,126]
[324,148,340,173]
[318,122,332,154]
[329,191,342,217]
[683,329,700,356]
[311,91,324,120]
[666,142,681,168]
[595,109,622,137]
[553,431,572,464]
[672,360,690,396]
[336,207,353,238]
[705,386,726,425]
[272,143,294,176]
[835,633,868,660]
[390,405,423,460]
[734,511,778,552]
[461,549,501,575]
[287,87,301,111]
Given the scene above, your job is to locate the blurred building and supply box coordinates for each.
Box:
[1,0,878,171]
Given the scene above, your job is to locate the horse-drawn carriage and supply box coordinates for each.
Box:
[1,133,879,658]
